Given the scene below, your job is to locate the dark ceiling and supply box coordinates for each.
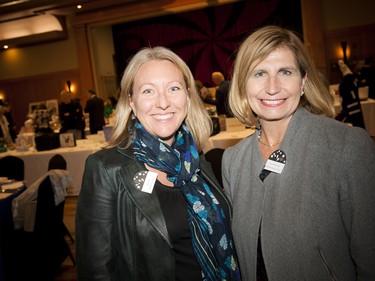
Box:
[0,0,146,22]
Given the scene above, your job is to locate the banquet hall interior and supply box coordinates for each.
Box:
[0,0,374,280]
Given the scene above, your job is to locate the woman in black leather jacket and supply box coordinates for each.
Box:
[75,47,241,281]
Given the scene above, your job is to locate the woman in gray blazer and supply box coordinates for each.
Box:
[223,25,375,281]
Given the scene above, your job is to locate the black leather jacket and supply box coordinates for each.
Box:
[75,145,233,280]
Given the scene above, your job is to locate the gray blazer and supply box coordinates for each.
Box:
[223,108,375,281]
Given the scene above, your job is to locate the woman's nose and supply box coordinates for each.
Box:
[155,92,170,109]
[265,76,281,95]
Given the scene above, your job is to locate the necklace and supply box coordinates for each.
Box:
[257,128,281,147]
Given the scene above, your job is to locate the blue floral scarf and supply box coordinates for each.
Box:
[131,118,241,281]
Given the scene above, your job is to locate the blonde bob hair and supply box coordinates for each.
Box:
[108,46,212,151]
[229,25,335,127]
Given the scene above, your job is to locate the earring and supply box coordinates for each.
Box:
[301,90,305,96]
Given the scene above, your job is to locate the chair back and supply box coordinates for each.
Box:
[204,148,225,186]
[47,155,76,253]
[48,154,67,170]
[34,176,65,234]
[0,155,24,181]
[13,175,70,280]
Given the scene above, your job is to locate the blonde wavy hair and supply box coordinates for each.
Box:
[108,46,212,152]
[229,25,335,127]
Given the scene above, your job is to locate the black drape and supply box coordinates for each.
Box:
[112,0,302,86]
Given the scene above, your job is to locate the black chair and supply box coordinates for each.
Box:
[48,154,75,244]
[204,148,225,186]
[0,186,26,281]
[0,155,24,181]
[48,154,67,170]
[14,176,75,280]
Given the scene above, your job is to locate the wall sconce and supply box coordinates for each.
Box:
[66,80,71,93]
[341,41,347,63]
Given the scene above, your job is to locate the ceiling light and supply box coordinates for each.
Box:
[0,14,63,41]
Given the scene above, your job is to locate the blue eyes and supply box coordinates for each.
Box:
[141,86,182,95]
[254,71,265,78]
[142,89,153,95]
[281,70,292,76]
[254,70,292,78]
[170,86,181,92]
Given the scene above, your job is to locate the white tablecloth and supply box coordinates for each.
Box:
[335,98,375,136]
[0,142,104,195]
[203,128,255,153]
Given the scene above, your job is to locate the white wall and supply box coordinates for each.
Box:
[89,25,117,98]
[0,23,78,80]
[90,26,116,77]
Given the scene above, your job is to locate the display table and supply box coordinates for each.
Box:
[360,99,375,136]
[1,127,255,195]
[203,128,255,153]
[334,98,375,136]
[0,142,105,196]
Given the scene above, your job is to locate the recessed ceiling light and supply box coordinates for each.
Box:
[77,5,82,9]
[4,45,9,49]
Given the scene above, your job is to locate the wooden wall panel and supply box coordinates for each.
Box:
[33,77,61,101]
[3,81,35,132]
[0,69,80,132]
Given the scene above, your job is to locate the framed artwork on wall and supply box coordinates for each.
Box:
[28,101,45,115]
[45,99,59,116]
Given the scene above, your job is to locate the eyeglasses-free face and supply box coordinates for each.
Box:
[130,60,189,146]
[246,46,306,125]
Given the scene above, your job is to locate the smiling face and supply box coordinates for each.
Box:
[130,59,189,146]
[246,47,306,124]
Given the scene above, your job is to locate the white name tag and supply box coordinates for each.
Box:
[264,159,285,174]
[141,171,158,193]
